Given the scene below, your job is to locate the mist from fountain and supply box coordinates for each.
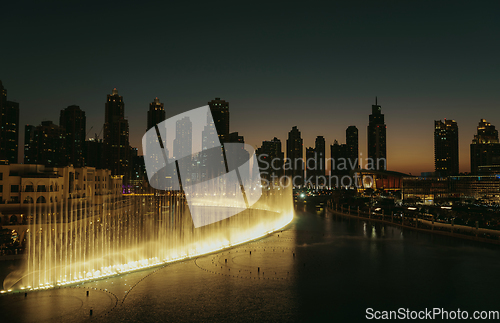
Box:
[3,185,293,291]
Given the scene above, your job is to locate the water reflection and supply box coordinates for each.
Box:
[3,204,500,322]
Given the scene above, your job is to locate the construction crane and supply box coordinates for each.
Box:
[97,126,103,139]
[85,126,93,138]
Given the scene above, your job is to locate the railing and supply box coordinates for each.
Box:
[327,200,500,243]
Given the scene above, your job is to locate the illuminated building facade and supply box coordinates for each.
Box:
[144,97,167,188]
[434,119,459,176]
[0,81,19,165]
[0,164,122,224]
[207,98,245,146]
[470,119,500,174]
[403,175,500,205]
[127,147,147,194]
[173,116,193,159]
[103,88,130,177]
[23,125,36,164]
[147,97,165,131]
[354,169,405,192]
[60,105,86,167]
[23,121,67,167]
[478,165,500,175]
[208,98,229,138]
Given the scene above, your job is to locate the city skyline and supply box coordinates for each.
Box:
[6,84,500,175]
[2,1,499,176]
[1,2,500,321]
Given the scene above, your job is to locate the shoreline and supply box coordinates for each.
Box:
[326,206,500,246]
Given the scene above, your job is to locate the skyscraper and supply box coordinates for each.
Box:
[346,126,359,169]
[144,97,168,185]
[0,81,19,165]
[206,98,245,146]
[305,147,316,187]
[60,105,86,167]
[330,140,349,180]
[24,125,36,164]
[470,119,500,174]
[315,136,326,180]
[434,119,459,176]
[103,88,130,176]
[24,121,67,167]
[367,97,387,170]
[208,98,229,139]
[256,137,284,182]
[128,147,147,193]
[0,81,5,107]
[85,137,104,169]
[286,126,304,186]
[330,126,359,187]
[304,136,326,187]
[173,116,193,185]
[173,116,193,159]
[147,97,165,131]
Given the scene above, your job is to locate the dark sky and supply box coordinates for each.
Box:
[1,0,499,174]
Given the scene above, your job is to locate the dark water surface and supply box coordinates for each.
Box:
[2,206,500,322]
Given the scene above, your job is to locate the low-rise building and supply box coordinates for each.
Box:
[403,175,500,205]
[0,164,122,225]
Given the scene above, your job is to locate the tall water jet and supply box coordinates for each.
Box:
[3,104,294,291]
[3,183,293,291]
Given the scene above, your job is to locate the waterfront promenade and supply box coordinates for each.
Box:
[327,202,500,245]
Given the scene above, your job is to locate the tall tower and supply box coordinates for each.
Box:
[0,81,19,164]
[173,116,193,185]
[470,119,500,174]
[367,97,387,170]
[256,137,284,182]
[103,88,130,176]
[330,127,358,187]
[330,140,348,180]
[173,116,193,160]
[60,105,86,167]
[346,126,359,169]
[286,126,304,186]
[24,125,36,164]
[0,81,6,108]
[434,119,459,176]
[147,97,165,131]
[315,136,326,182]
[305,147,316,186]
[144,97,167,185]
[85,137,104,169]
[208,98,229,138]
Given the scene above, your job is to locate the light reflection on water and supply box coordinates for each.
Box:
[2,205,500,322]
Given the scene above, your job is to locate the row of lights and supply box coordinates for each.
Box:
[2,210,294,294]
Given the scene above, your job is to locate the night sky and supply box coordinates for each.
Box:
[2,1,499,175]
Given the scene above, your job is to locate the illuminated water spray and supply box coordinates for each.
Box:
[3,185,292,291]
[3,105,294,291]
